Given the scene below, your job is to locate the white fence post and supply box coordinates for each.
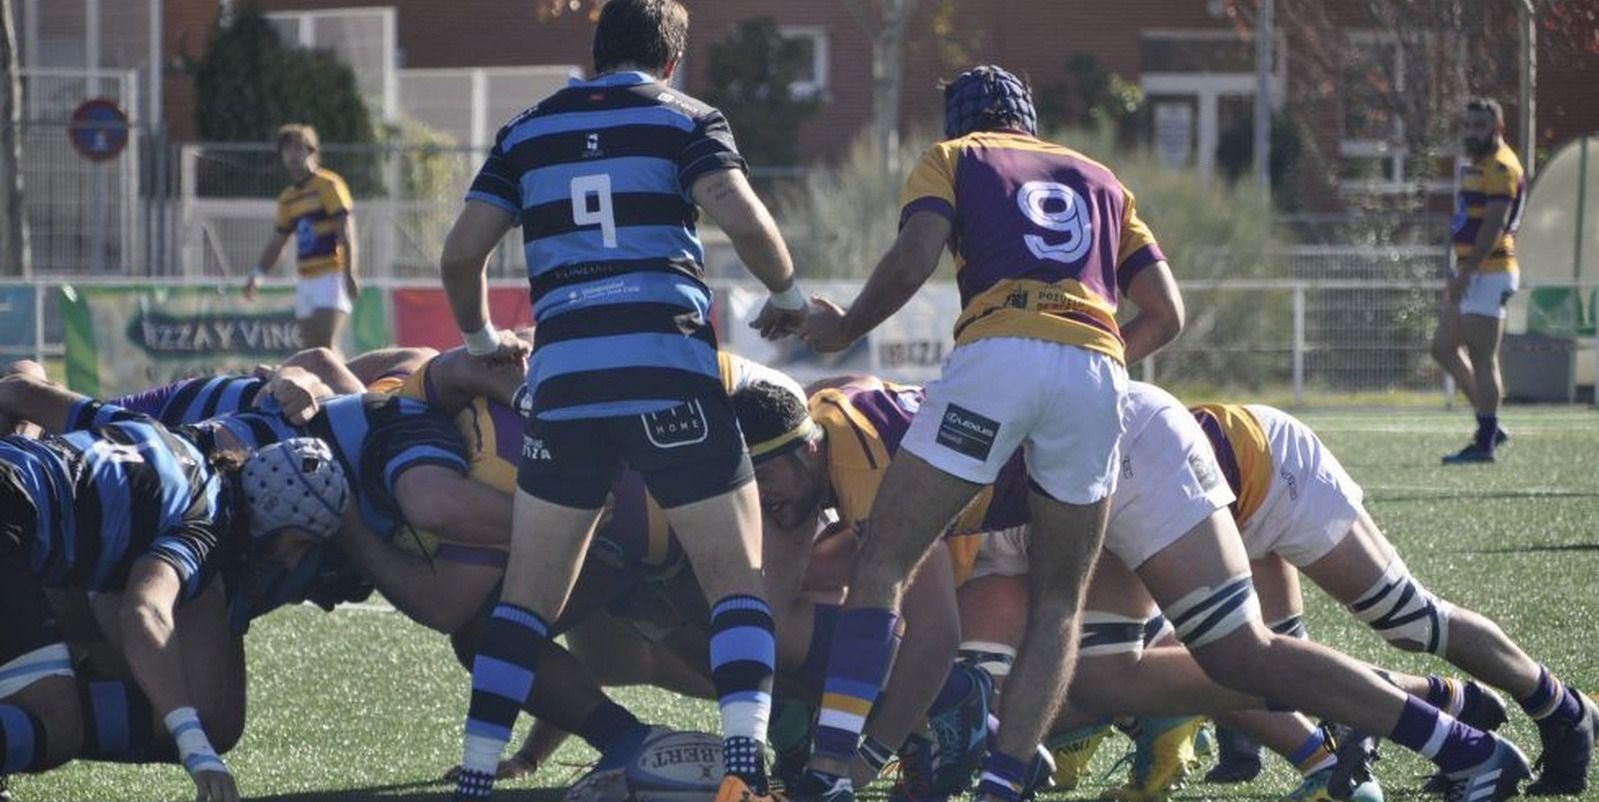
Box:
[1291,281,1306,407]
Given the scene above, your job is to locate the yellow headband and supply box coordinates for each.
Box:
[748,418,817,463]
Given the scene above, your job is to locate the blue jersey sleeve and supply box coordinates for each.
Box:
[465,126,523,222]
[66,399,145,432]
[147,522,222,600]
[677,109,747,194]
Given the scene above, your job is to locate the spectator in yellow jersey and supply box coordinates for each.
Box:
[244,124,361,352]
[1432,98,1526,464]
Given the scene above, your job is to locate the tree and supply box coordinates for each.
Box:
[190,1,379,195]
[702,18,819,168]
[0,0,27,276]
[841,0,921,171]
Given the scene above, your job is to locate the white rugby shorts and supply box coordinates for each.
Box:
[1237,404,1365,567]
[0,643,73,699]
[968,525,1030,582]
[1458,270,1519,319]
[295,271,354,319]
[902,337,1127,505]
[1103,382,1236,570]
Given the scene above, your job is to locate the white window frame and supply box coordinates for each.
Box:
[265,7,398,121]
[778,26,829,100]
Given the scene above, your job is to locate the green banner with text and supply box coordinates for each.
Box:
[61,284,386,397]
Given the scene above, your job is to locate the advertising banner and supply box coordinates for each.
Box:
[61,284,385,397]
[0,285,36,356]
[391,286,533,351]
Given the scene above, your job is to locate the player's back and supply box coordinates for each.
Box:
[902,130,1165,364]
[469,72,747,419]
[109,374,266,427]
[5,402,225,594]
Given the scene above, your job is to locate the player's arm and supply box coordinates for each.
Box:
[1120,261,1185,365]
[440,201,528,361]
[333,519,492,633]
[345,347,439,387]
[1461,199,1512,276]
[278,347,366,394]
[415,347,527,417]
[804,211,951,353]
[340,211,360,299]
[262,365,339,426]
[245,230,291,300]
[394,466,514,547]
[0,371,92,433]
[691,169,806,338]
[116,557,240,801]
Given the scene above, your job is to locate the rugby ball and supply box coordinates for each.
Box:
[625,729,725,802]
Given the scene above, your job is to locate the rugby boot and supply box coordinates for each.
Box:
[1494,426,1510,447]
[1205,724,1264,783]
[1526,690,1597,796]
[1099,716,1205,802]
[1424,682,1510,794]
[889,735,943,802]
[787,770,855,802]
[1442,443,1495,464]
[1020,743,1057,801]
[1282,767,1385,802]
[1326,728,1381,801]
[1045,724,1111,791]
[1442,736,1531,802]
[927,664,991,793]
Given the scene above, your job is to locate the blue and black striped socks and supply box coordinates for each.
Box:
[457,603,549,799]
[710,595,777,793]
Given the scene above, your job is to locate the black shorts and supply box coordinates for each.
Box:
[517,392,753,509]
[0,553,64,672]
[0,455,39,556]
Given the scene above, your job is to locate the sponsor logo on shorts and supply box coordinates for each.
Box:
[522,436,551,462]
[642,400,710,449]
[1188,451,1222,491]
[1121,455,1134,480]
[935,403,999,462]
[1281,468,1300,501]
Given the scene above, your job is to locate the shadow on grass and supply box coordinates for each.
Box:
[1470,543,1599,555]
[255,782,566,802]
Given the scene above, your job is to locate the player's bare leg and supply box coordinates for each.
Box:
[1430,301,1479,409]
[297,307,347,354]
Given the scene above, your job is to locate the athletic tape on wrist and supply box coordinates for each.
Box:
[769,284,806,311]
[464,323,500,356]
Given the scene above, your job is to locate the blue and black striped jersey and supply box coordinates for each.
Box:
[197,393,469,540]
[110,375,267,427]
[1,403,232,599]
[467,71,746,421]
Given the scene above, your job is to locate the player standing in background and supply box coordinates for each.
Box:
[436,1,807,800]
[1431,98,1525,464]
[797,65,1185,802]
[244,124,361,352]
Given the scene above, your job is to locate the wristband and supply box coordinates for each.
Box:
[164,706,228,776]
[464,323,500,356]
[769,283,806,311]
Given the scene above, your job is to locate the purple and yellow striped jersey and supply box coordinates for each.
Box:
[899,130,1166,364]
[275,168,353,278]
[1190,403,1272,528]
[1451,142,1525,273]
[810,379,1029,586]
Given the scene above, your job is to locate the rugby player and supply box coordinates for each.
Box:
[437,2,807,799]
[794,65,1184,802]
[244,124,361,352]
[955,382,1536,802]
[1431,98,1525,463]
[0,373,348,802]
[1191,398,1594,795]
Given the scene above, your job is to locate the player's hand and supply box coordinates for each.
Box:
[344,272,362,301]
[267,372,326,425]
[192,768,240,802]
[800,297,854,353]
[1446,274,1470,302]
[750,300,805,340]
[443,752,540,782]
[242,273,262,301]
[471,330,532,367]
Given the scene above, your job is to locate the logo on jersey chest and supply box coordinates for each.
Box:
[583,132,605,159]
[935,403,1000,462]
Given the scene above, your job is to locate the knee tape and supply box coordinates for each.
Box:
[1268,614,1309,640]
[1078,613,1148,657]
[958,641,1017,678]
[1142,614,1175,647]
[1165,575,1261,649]
[1348,557,1452,656]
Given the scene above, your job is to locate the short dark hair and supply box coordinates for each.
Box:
[1464,97,1504,125]
[276,123,320,153]
[730,380,813,465]
[592,0,688,76]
